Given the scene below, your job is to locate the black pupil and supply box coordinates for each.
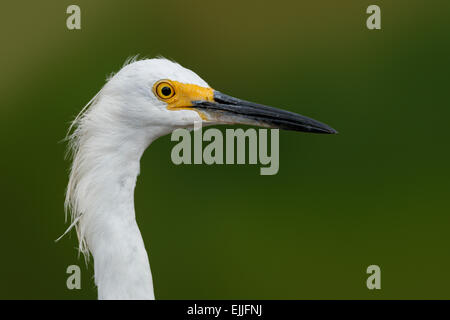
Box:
[161,86,172,96]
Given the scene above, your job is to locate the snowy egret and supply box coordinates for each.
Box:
[63,57,336,300]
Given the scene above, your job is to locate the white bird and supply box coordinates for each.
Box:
[63,57,336,300]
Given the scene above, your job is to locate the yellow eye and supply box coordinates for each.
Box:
[154,81,175,100]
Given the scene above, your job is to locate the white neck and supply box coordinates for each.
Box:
[92,200,155,300]
[86,132,154,300]
[67,114,169,299]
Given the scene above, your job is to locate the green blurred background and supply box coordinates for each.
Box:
[1,0,449,299]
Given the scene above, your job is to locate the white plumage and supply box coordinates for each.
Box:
[63,57,336,300]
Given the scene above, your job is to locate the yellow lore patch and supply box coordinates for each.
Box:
[152,80,214,120]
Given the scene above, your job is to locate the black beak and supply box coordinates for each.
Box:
[193,91,337,134]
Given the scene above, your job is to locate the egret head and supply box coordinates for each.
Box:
[65,57,337,259]
[92,57,337,140]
